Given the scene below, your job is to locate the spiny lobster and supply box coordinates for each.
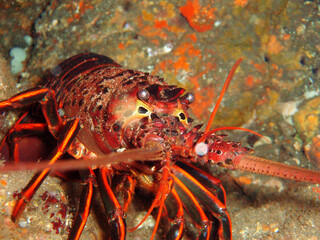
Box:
[0,52,319,240]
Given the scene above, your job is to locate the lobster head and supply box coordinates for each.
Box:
[117,83,196,149]
[117,82,252,168]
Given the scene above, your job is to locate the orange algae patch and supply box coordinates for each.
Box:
[139,25,168,39]
[154,41,201,73]
[66,0,94,23]
[246,75,254,87]
[174,55,190,72]
[157,59,174,71]
[170,41,202,73]
[189,62,217,120]
[187,45,201,56]
[255,90,269,106]
[154,20,168,29]
[270,63,283,78]
[250,60,267,74]
[118,43,125,50]
[238,176,252,185]
[282,34,291,41]
[234,0,249,7]
[174,42,201,57]
[245,75,261,88]
[189,84,216,120]
[186,33,197,42]
[0,179,6,186]
[179,0,216,32]
[267,35,284,54]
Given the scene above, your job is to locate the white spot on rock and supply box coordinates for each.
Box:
[10,47,27,74]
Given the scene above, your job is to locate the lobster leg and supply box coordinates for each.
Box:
[128,160,173,240]
[68,168,95,240]
[118,175,137,212]
[98,167,126,240]
[0,112,28,151]
[0,87,62,137]
[171,175,214,240]
[0,87,49,110]
[11,118,80,220]
[176,162,226,205]
[6,123,48,163]
[0,112,35,163]
[172,165,232,240]
[164,187,184,240]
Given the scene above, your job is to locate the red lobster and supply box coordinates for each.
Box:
[0,52,319,240]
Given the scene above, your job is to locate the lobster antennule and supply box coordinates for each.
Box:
[226,154,320,185]
[208,127,270,142]
[204,57,244,134]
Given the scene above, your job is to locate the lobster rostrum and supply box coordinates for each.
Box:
[0,52,319,240]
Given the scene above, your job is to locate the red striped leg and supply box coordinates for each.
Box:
[0,87,62,138]
[1,112,28,163]
[129,161,173,240]
[68,168,95,240]
[171,174,214,240]
[98,167,126,240]
[117,175,137,212]
[11,118,80,221]
[6,122,48,163]
[172,165,232,240]
[0,88,49,110]
[0,112,28,151]
[164,187,184,240]
[176,162,227,205]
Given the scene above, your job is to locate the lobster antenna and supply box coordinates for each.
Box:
[0,145,163,172]
[208,126,270,142]
[204,58,244,134]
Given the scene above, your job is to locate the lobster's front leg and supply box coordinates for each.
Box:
[164,187,184,240]
[68,168,95,240]
[0,111,48,163]
[172,165,231,240]
[118,175,137,213]
[0,87,81,220]
[172,175,216,240]
[176,162,227,205]
[12,118,80,220]
[7,122,48,163]
[98,167,127,240]
[0,87,62,137]
[0,87,65,163]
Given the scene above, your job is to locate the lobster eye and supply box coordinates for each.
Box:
[185,93,195,104]
[195,142,208,157]
[179,112,186,120]
[138,89,150,100]
[138,106,149,114]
